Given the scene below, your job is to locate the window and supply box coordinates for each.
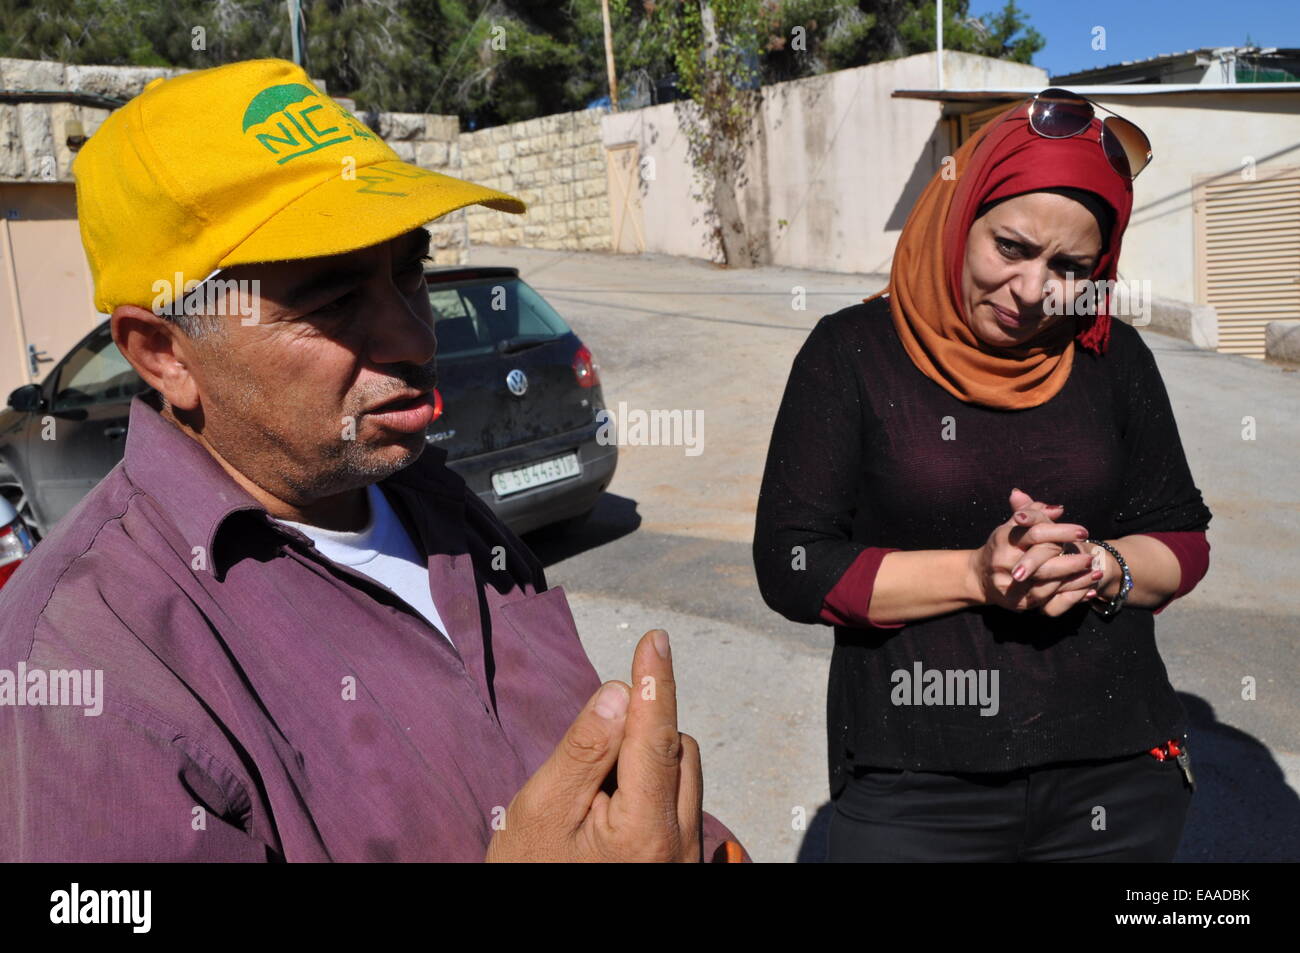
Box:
[51,326,148,410]
[428,277,571,358]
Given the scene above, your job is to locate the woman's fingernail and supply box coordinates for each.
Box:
[1086,589,1097,599]
[1015,512,1028,522]
[1077,529,1088,539]
[1092,570,1103,580]
[594,682,629,719]
[1013,565,1027,581]
[652,629,670,659]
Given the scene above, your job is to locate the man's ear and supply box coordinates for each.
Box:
[110,305,203,412]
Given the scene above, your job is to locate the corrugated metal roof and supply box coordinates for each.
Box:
[893,83,1300,101]
[1060,48,1208,73]
[1050,46,1300,81]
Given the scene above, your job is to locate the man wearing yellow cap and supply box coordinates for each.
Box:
[0,59,746,862]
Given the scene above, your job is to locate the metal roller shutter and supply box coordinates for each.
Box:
[1194,166,1300,358]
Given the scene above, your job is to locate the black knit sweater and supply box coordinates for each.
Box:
[752,294,1213,795]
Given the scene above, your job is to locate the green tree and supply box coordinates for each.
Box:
[633,0,774,266]
[898,0,1044,64]
[0,0,1043,121]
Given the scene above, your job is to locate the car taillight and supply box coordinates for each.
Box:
[0,519,34,589]
[573,345,600,388]
[431,387,444,421]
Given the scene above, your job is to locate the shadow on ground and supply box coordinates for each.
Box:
[797,805,834,863]
[522,491,641,567]
[1176,692,1300,862]
[794,692,1299,862]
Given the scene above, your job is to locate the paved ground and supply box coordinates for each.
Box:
[472,244,1300,863]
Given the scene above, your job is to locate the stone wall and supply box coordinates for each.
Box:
[1,58,614,260]
[0,59,172,182]
[458,109,612,251]
[0,58,472,261]
[363,109,465,263]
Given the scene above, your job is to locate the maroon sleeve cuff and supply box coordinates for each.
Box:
[1133,531,1210,615]
[820,547,905,628]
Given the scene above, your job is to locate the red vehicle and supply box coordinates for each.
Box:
[0,496,35,589]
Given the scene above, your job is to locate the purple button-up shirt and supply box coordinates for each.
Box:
[0,394,739,861]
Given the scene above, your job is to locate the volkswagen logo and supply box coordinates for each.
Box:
[505,369,528,397]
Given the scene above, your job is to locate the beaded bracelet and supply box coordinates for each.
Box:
[1085,538,1132,618]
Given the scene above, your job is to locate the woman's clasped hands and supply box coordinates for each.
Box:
[969,487,1112,617]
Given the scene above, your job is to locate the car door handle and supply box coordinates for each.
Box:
[103,425,127,438]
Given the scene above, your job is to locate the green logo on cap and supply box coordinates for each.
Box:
[242,83,376,164]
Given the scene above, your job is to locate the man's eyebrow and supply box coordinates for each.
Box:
[397,228,432,260]
[276,231,430,312]
[281,268,369,311]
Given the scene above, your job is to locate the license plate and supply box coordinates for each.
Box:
[492,452,580,497]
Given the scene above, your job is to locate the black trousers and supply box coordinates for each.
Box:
[827,750,1193,862]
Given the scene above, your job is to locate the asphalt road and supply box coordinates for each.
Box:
[472,244,1300,863]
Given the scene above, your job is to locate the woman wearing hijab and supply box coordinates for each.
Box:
[752,91,1212,862]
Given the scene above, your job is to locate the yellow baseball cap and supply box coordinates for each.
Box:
[73,58,525,313]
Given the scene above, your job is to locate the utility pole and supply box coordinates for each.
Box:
[287,0,306,68]
[936,0,944,89]
[600,0,619,110]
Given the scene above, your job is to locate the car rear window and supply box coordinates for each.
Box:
[427,277,571,358]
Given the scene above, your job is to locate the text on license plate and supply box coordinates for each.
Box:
[492,452,581,497]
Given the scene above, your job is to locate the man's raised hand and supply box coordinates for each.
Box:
[485,629,703,862]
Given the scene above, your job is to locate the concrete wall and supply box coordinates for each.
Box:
[1266,320,1300,362]
[600,100,711,260]
[760,51,1046,273]
[1146,296,1219,350]
[601,51,1048,271]
[1082,90,1300,306]
[458,110,612,251]
[599,56,1300,315]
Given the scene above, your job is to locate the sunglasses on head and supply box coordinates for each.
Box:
[1026,87,1152,180]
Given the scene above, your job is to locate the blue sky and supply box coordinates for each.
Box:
[967,0,1300,78]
